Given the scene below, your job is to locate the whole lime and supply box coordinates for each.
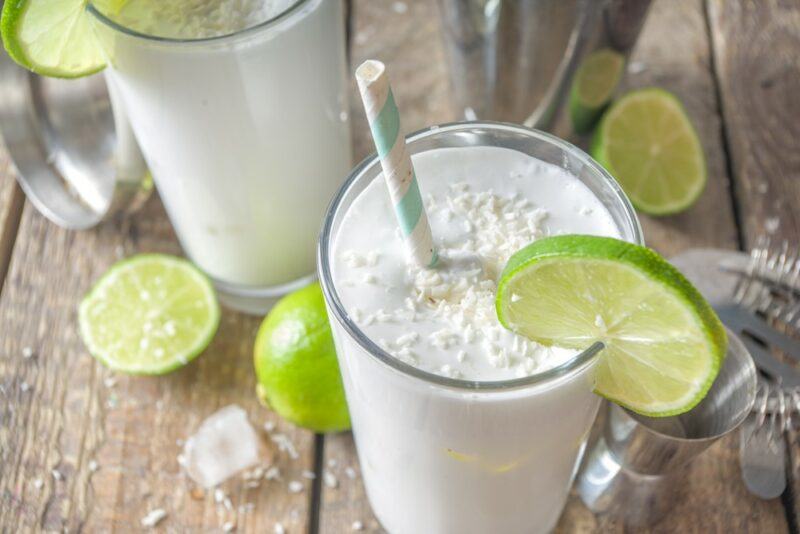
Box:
[254,283,350,432]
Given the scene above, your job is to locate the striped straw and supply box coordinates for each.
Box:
[355,60,438,268]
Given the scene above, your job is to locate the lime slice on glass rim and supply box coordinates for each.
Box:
[0,0,122,78]
[496,235,726,417]
[592,88,706,215]
[79,254,220,375]
[568,48,625,134]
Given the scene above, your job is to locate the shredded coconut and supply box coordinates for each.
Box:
[140,509,167,528]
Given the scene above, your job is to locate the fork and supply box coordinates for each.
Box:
[716,236,800,387]
[721,237,800,498]
[740,381,798,499]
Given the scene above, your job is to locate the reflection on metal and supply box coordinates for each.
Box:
[577,330,757,526]
[0,50,151,229]
[438,0,652,138]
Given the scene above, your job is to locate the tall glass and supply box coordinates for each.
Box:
[89,0,352,313]
[318,123,643,533]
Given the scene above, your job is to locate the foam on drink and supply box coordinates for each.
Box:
[99,0,297,39]
[332,145,621,381]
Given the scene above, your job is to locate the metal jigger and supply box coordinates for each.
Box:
[576,329,757,526]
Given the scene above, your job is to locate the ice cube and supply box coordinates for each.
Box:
[182,405,261,488]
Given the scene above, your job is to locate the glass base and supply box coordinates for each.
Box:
[212,272,317,315]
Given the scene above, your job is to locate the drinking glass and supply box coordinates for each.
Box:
[318,122,642,533]
[89,0,352,313]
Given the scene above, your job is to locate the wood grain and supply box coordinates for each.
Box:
[0,0,797,532]
[0,146,25,297]
[707,0,800,526]
[619,0,739,259]
[0,200,317,532]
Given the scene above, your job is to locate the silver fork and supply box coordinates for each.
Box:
[723,237,800,498]
[740,381,800,499]
[716,237,800,387]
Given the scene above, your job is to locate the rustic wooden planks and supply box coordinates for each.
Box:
[0,0,797,532]
[0,147,24,297]
[707,0,800,526]
[0,177,317,531]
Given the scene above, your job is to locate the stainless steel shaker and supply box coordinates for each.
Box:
[437,0,652,137]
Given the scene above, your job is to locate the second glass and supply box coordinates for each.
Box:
[90,0,352,313]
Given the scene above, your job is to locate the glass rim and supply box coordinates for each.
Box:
[86,0,310,45]
[317,121,644,392]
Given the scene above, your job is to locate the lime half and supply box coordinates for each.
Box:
[592,88,706,215]
[1,0,109,78]
[496,235,726,417]
[79,254,220,374]
[569,48,625,134]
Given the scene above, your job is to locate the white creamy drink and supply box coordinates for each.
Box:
[92,0,351,310]
[329,144,623,533]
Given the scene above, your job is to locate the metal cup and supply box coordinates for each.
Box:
[437,0,652,138]
[576,329,757,526]
[0,49,152,229]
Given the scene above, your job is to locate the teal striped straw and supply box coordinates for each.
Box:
[355,60,438,268]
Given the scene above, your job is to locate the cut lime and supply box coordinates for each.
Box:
[496,235,726,417]
[569,48,625,134]
[1,0,110,78]
[592,88,706,215]
[79,254,220,374]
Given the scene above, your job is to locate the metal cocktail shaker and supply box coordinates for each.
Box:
[438,0,652,137]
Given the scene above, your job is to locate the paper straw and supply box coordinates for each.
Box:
[355,60,438,268]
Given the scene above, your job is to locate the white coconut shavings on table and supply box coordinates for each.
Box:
[140,508,167,528]
[265,465,281,480]
[182,405,261,488]
[270,433,300,460]
[323,470,338,488]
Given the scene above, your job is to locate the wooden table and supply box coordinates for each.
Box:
[1,0,798,532]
